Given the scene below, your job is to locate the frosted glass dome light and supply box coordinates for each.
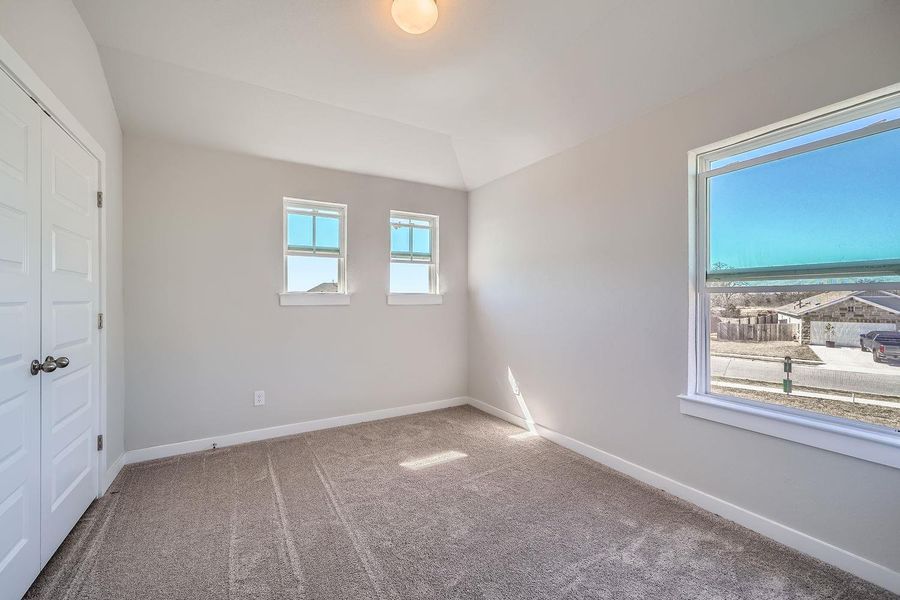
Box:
[391,0,439,35]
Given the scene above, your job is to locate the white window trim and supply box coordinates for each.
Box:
[279,292,350,306]
[387,293,443,305]
[388,210,441,304]
[280,197,349,305]
[683,83,900,469]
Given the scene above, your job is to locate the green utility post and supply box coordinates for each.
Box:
[783,356,792,394]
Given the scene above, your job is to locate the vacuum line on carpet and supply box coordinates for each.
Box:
[35,467,128,598]
[266,449,306,597]
[34,505,100,597]
[227,460,239,600]
[58,478,125,600]
[305,439,399,600]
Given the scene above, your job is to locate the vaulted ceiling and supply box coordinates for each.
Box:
[74,0,882,190]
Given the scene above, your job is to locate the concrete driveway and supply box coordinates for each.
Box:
[812,345,900,375]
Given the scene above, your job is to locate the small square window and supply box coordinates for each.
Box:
[283,198,346,294]
[390,211,438,295]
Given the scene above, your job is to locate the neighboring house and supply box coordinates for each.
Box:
[307,281,339,293]
[776,291,900,346]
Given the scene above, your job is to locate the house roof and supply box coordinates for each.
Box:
[776,291,858,317]
[307,282,339,293]
[855,295,900,315]
[777,291,900,317]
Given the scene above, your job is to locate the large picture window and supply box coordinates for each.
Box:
[281,198,347,303]
[687,90,900,467]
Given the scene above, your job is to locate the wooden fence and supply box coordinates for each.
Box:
[717,322,798,342]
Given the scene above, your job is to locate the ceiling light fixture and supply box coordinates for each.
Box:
[391,0,438,35]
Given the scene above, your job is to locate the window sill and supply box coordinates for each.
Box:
[387,293,443,306]
[279,292,350,306]
[679,393,900,469]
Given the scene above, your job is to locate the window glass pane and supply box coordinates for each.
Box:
[390,262,430,293]
[709,106,900,169]
[286,256,340,292]
[412,227,431,258]
[315,215,340,251]
[287,212,313,249]
[707,290,900,431]
[391,223,410,255]
[708,127,900,276]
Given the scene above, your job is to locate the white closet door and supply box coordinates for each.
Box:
[0,72,42,599]
[40,114,99,565]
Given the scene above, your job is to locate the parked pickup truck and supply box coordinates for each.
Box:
[859,330,898,352]
[871,333,900,363]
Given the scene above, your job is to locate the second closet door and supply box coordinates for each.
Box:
[39,114,100,565]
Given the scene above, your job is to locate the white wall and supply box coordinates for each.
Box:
[0,0,125,471]
[124,135,467,451]
[469,3,900,575]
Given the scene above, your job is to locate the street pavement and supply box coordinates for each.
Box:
[711,351,900,397]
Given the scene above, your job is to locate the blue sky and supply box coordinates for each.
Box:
[390,263,430,293]
[709,121,900,272]
[287,213,339,249]
[287,256,339,291]
[391,223,431,256]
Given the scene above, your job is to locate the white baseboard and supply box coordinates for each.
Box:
[465,398,900,595]
[124,396,468,465]
[102,452,125,494]
[467,397,528,429]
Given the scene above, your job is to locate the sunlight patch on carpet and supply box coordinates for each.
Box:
[400,451,468,470]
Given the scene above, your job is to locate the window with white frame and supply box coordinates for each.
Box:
[283,198,346,294]
[688,91,900,463]
[390,211,438,294]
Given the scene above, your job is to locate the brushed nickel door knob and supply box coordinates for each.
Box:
[30,355,63,375]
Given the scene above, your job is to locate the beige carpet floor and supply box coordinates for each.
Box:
[27,406,895,599]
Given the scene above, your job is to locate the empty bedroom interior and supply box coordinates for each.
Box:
[0,1,899,598]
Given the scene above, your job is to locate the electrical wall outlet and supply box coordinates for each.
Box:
[254,390,265,406]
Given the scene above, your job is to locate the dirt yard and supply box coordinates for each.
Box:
[710,339,821,361]
[710,383,900,430]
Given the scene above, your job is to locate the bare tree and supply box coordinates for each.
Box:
[710,261,747,308]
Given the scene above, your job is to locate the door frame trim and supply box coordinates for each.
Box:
[0,34,110,497]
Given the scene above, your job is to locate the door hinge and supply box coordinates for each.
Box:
[97,313,104,330]
[97,434,104,451]
[97,191,103,208]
